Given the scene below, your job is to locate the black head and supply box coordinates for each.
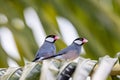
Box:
[73,38,88,45]
[45,35,59,43]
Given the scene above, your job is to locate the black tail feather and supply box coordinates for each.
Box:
[32,57,39,62]
[41,53,63,60]
[32,53,64,62]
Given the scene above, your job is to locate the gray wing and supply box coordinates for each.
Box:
[56,45,79,60]
[32,43,55,62]
[55,46,73,59]
[57,45,73,55]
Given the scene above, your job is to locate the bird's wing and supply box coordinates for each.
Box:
[41,46,74,60]
[41,48,70,60]
[32,51,53,62]
[60,50,78,60]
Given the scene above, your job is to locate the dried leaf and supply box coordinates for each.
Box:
[20,62,41,80]
[92,55,118,80]
[73,57,97,80]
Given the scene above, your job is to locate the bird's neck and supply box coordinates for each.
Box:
[45,40,55,43]
[72,43,82,49]
[44,41,54,45]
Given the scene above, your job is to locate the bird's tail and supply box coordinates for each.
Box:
[41,53,63,60]
[32,57,39,62]
[32,59,36,62]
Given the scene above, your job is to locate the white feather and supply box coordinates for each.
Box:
[74,40,82,45]
[45,37,54,42]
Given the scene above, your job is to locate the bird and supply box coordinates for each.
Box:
[32,35,59,62]
[42,38,88,60]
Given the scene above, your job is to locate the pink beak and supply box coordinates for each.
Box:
[82,38,88,43]
[54,36,60,40]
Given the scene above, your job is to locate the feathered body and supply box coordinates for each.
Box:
[56,43,81,60]
[32,35,59,62]
[39,37,88,61]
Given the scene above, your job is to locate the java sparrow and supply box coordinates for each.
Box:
[32,35,59,62]
[42,38,88,60]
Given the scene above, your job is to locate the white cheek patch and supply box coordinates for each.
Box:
[46,37,54,42]
[74,40,82,45]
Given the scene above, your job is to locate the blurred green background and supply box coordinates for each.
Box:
[0,0,120,68]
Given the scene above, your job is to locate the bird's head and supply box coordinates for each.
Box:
[45,35,59,43]
[73,38,88,45]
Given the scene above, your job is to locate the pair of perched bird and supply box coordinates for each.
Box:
[32,35,88,62]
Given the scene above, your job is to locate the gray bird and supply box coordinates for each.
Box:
[42,38,88,60]
[32,35,59,62]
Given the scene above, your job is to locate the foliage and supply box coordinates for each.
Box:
[0,56,120,80]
